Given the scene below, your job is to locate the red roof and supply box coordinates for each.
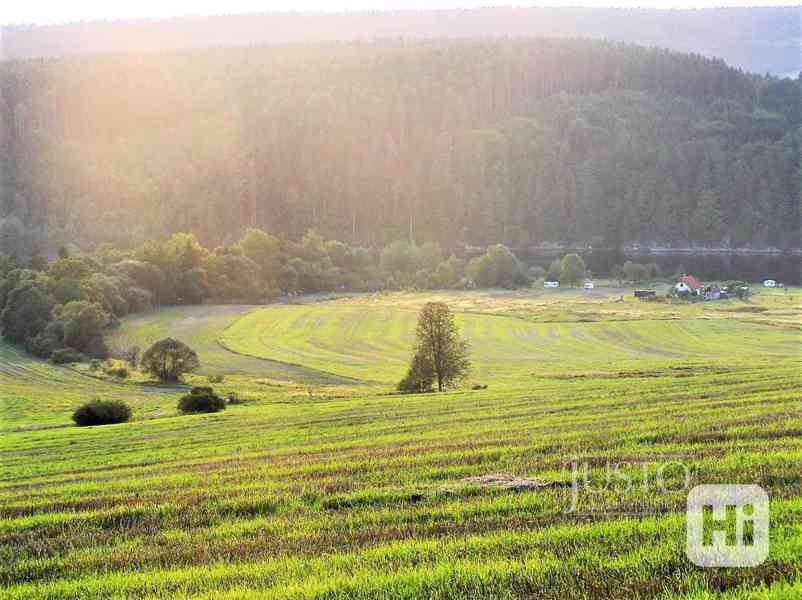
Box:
[679,275,701,290]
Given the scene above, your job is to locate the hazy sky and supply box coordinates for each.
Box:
[2,1,799,26]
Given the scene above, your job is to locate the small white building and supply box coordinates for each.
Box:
[544,280,560,289]
[583,280,595,290]
[673,275,701,297]
[763,279,777,288]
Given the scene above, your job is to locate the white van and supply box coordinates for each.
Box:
[763,279,777,288]
[544,281,560,289]
[583,281,595,290]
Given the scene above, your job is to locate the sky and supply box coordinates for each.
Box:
[1,0,799,26]
[0,0,802,25]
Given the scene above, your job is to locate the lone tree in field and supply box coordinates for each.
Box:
[399,302,470,393]
[140,338,200,382]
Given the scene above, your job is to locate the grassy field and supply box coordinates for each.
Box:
[219,294,799,383]
[0,342,184,431]
[1,286,800,599]
[110,305,354,383]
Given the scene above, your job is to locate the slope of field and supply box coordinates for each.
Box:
[1,357,800,599]
[112,305,357,384]
[1,289,800,599]
[220,291,800,383]
[0,343,183,431]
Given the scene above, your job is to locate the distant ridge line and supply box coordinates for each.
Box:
[1,6,800,75]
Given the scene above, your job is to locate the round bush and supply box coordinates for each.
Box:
[51,348,85,364]
[72,400,132,426]
[178,387,226,414]
[106,366,129,379]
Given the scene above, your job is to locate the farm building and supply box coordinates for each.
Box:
[673,275,701,296]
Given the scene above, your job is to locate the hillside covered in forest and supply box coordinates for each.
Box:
[0,38,799,258]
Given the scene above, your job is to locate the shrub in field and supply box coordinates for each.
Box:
[106,365,129,378]
[208,374,225,384]
[140,338,200,382]
[178,387,226,414]
[724,281,752,300]
[72,400,132,426]
[51,348,84,364]
[227,392,243,405]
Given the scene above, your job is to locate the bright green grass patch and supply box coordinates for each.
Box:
[1,289,799,599]
[220,300,798,383]
[0,343,184,430]
[2,357,800,597]
[111,305,353,383]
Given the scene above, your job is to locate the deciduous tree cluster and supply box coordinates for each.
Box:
[0,229,540,362]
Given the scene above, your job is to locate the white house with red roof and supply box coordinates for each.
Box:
[674,275,701,296]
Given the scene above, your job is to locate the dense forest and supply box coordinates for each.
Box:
[2,6,799,75]
[0,227,554,362]
[0,38,799,259]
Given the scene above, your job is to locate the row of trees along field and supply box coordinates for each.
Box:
[0,39,799,258]
[1,228,585,362]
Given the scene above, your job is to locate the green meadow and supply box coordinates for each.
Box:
[1,286,800,599]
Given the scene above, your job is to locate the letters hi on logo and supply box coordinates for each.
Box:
[687,485,769,568]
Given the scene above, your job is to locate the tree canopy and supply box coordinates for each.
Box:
[140,338,200,382]
[0,39,798,258]
[400,302,470,393]
[559,254,588,287]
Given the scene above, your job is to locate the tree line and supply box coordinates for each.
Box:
[0,228,550,362]
[0,223,703,364]
[0,38,799,260]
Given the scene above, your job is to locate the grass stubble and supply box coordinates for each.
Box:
[1,286,800,599]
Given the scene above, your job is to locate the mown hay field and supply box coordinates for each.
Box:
[1,287,800,599]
